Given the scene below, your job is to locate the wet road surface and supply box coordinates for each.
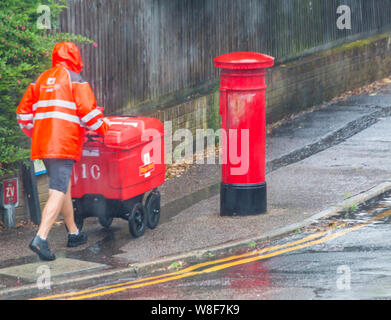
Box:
[27,193,391,300]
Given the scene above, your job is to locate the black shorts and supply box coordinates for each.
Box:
[43,159,75,194]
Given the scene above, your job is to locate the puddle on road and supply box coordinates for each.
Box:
[301,192,391,236]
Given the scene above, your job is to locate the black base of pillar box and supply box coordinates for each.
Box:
[220,182,267,216]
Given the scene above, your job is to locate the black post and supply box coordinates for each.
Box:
[21,161,41,225]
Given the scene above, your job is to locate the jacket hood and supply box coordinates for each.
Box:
[52,42,84,74]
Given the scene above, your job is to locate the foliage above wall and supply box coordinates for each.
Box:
[0,1,92,176]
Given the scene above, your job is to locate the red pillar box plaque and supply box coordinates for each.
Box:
[1,177,19,228]
[214,52,274,216]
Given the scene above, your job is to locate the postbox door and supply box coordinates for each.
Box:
[221,90,266,185]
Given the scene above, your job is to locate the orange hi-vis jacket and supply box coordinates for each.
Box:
[16,42,108,161]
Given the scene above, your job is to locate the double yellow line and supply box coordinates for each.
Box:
[33,209,391,300]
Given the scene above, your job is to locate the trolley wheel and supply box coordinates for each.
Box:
[95,197,113,229]
[98,215,113,229]
[128,202,146,238]
[72,199,84,231]
[145,191,161,229]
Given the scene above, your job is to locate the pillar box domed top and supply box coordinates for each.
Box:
[214,51,274,70]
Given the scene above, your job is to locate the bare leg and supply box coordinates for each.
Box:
[36,189,67,239]
[61,182,78,234]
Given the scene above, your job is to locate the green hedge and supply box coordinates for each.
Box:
[0,1,92,177]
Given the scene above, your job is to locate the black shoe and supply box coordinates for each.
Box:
[29,236,56,261]
[67,231,88,248]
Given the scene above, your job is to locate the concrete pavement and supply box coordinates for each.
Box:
[1,85,391,299]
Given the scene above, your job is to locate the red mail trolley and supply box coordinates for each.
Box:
[71,116,166,238]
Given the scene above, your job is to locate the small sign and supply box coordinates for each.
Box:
[139,153,154,178]
[34,159,47,176]
[139,163,154,177]
[2,177,19,208]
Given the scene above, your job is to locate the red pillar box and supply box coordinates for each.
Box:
[214,52,274,216]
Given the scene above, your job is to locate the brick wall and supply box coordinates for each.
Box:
[151,32,391,129]
[265,33,391,123]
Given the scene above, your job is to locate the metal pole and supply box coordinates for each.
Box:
[3,206,16,228]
